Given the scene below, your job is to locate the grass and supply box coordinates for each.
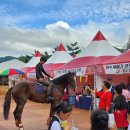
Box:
[0,85,9,95]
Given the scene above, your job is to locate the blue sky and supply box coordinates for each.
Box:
[0,0,130,56]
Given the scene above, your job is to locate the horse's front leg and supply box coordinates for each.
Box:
[47,102,54,125]
[47,98,62,125]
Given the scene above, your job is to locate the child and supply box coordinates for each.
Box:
[48,101,72,130]
[90,109,110,130]
[113,85,129,130]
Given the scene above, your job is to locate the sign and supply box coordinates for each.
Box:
[54,67,86,77]
[103,63,130,74]
[27,73,36,79]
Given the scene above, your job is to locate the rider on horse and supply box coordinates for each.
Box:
[36,56,53,102]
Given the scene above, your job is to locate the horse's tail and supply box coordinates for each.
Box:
[3,87,13,120]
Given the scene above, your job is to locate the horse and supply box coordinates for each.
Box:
[3,72,76,130]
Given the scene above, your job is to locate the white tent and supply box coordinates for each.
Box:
[55,31,121,77]
[78,31,121,57]
[46,43,72,64]
[23,51,42,68]
[0,59,26,71]
[44,43,73,71]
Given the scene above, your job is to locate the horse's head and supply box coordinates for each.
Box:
[67,72,76,91]
[52,72,76,90]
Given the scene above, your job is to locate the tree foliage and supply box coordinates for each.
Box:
[17,55,32,63]
[17,50,51,63]
[66,42,81,56]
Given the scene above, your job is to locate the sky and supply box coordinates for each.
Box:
[0,0,130,57]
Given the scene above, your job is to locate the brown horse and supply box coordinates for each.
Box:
[3,72,76,130]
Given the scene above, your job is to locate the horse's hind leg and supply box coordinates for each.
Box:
[13,99,27,130]
[13,105,19,127]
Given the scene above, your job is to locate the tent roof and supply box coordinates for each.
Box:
[34,51,42,57]
[0,59,26,70]
[78,31,121,57]
[92,31,106,41]
[46,43,72,64]
[56,43,66,51]
[24,51,42,67]
[56,31,120,70]
[103,49,130,64]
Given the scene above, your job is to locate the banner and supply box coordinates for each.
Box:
[103,63,130,74]
[54,67,86,77]
[27,73,36,79]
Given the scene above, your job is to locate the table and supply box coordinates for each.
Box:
[75,96,93,110]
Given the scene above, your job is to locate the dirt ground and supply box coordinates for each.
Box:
[0,85,129,130]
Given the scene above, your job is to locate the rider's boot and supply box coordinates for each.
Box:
[45,85,53,103]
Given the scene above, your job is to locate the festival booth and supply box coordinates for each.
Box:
[55,31,121,110]
[99,49,130,86]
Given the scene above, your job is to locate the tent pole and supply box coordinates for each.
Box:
[93,65,97,110]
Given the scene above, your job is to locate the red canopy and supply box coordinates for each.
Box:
[103,50,130,64]
[57,56,115,70]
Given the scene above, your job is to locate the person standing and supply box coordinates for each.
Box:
[113,84,129,130]
[107,77,115,99]
[88,81,112,112]
[107,77,115,113]
[48,101,72,130]
[36,56,52,102]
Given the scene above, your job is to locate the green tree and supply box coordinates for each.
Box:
[67,42,81,56]
[17,55,32,63]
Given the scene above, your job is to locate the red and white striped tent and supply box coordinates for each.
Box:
[44,43,73,72]
[55,31,121,77]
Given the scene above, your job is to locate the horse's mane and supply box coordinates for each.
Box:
[52,72,73,85]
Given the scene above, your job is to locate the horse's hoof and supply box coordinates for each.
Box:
[18,123,24,130]
[15,123,19,127]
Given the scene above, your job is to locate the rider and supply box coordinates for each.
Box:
[36,56,53,103]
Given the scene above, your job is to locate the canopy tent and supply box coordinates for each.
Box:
[0,59,26,71]
[44,43,73,71]
[101,49,130,74]
[103,49,130,64]
[55,31,121,77]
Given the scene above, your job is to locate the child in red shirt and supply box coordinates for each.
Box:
[113,84,129,130]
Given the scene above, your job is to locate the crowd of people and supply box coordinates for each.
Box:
[87,77,130,130]
[48,77,130,130]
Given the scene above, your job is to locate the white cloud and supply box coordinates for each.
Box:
[0,20,130,57]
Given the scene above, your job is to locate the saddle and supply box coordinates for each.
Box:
[35,82,47,94]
